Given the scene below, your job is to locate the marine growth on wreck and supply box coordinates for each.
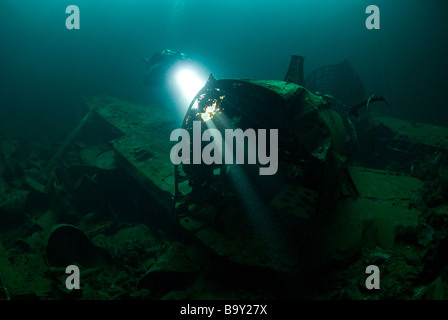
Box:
[1,1,448,303]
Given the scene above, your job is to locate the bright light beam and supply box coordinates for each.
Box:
[176,68,207,102]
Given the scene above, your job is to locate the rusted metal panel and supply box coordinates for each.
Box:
[84,95,179,211]
[374,116,448,151]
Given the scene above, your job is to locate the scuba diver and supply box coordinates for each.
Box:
[143,49,189,87]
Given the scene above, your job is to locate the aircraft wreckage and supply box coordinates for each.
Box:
[2,54,448,299]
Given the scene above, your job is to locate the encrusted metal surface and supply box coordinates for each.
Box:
[84,95,179,211]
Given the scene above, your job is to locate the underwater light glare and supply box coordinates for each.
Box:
[176,68,206,102]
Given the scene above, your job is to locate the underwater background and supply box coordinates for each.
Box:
[1,0,448,125]
[1,0,448,302]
